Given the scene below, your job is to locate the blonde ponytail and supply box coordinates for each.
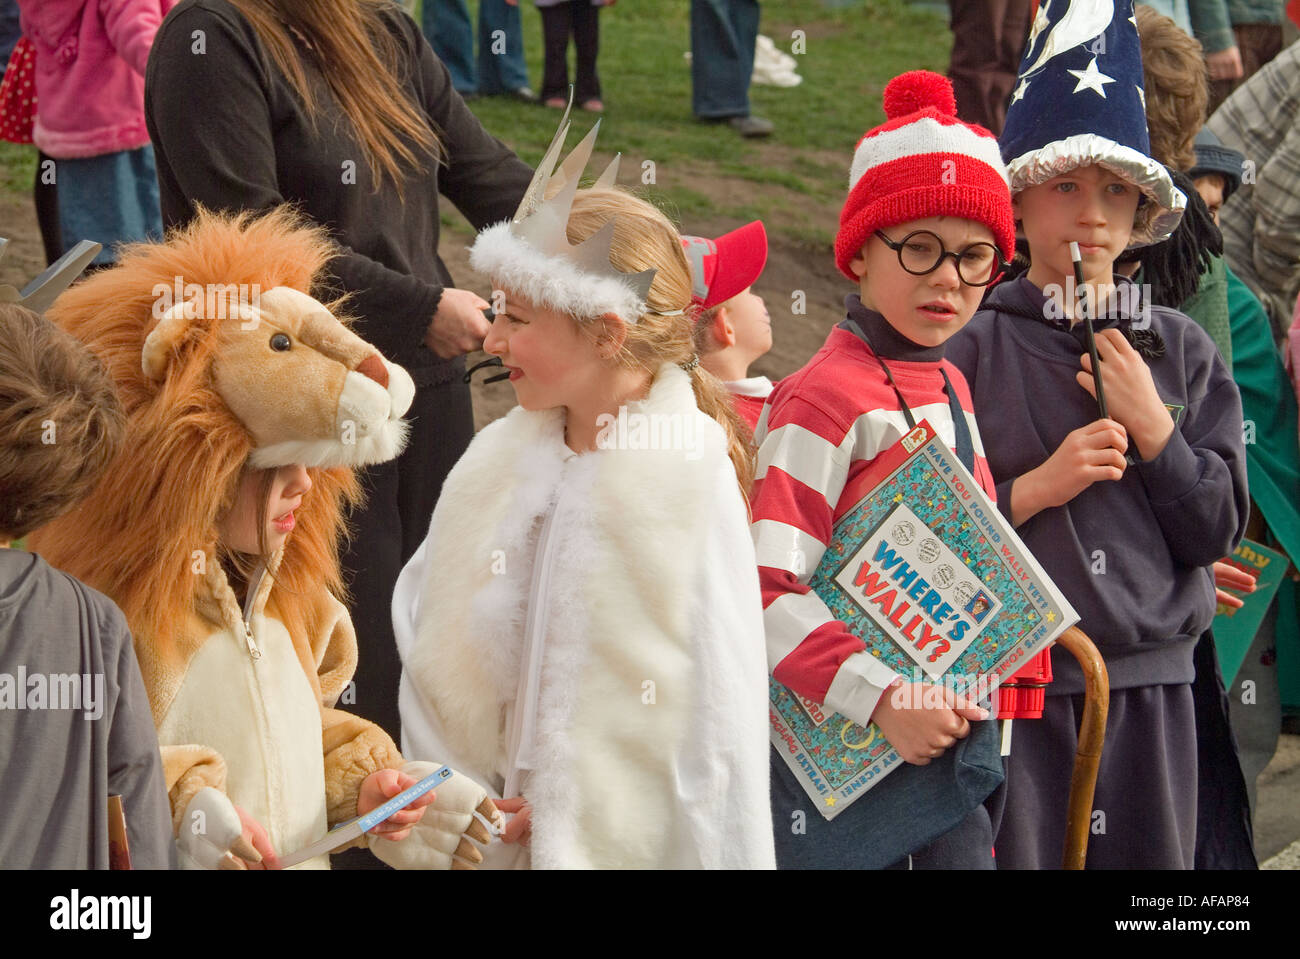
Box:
[562,187,756,500]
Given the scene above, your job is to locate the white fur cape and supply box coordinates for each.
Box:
[393,364,775,869]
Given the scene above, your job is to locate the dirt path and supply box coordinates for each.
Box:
[2,175,849,430]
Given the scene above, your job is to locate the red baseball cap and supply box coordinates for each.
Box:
[680,221,768,311]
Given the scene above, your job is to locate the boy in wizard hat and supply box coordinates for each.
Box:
[946,0,1249,869]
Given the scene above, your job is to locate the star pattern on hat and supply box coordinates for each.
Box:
[1028,1,1052,49]
[1011,75,1030,104]
[1067,57,1116,98]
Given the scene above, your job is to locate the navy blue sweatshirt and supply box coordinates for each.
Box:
[946,276,1249,695]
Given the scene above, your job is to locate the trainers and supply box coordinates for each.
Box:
[580,99,604,113]
[507,86,537,103]
[728,115,774,137]
[543,96,568,109]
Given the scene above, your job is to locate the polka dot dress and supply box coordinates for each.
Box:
[0,37,37,145]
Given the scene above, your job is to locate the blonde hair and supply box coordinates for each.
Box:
[1136,5,1207,172]
[562,187,755,499]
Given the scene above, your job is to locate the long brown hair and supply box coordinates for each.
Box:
[228,0,442,194]
[563,188,756,503]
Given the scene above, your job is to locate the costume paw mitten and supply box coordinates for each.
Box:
[176,787,262,870]
[367,761,503,870]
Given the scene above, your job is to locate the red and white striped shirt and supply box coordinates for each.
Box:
[751,323,996,726]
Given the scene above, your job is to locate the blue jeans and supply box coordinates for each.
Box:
[422,0,530,95]
[55,146,162,265]
[0,0,21,67]
[690,0,759,118]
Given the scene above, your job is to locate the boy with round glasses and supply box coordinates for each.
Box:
[749,70,1016,869]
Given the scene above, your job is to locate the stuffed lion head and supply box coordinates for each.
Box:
[28,206,413,655]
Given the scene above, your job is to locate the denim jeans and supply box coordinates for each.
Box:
[770,718,1003,869]
[55,146,162,265]
[690,0,759,118]
[422,0,530,95]
[0,0,21,66]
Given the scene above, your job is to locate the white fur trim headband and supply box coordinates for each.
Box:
[470,221,650,323]
[468,101,659,325]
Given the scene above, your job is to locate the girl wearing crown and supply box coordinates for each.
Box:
[392,123,776,868]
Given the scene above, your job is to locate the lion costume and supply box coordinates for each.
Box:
[29,207,501,869]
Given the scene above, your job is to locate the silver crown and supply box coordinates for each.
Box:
[0,239,102,314]
[470,93,660,323]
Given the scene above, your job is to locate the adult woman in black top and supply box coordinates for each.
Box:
[145,0,532,744]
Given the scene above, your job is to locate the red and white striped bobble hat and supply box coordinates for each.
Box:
[834,70,1015,281]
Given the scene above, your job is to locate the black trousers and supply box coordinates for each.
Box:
[539,1,601,103]
[35,151,62,265]
[338,374,475,745]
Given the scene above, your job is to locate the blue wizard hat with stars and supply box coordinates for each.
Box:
[1000,0,1185,246]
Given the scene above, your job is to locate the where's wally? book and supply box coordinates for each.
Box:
[769,421,1078,820]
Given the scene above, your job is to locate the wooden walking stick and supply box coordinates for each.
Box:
[1054,626,1109,869]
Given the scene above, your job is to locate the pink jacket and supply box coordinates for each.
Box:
[18,0,176,158]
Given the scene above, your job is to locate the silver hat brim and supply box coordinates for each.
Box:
[1006,134,1187,247]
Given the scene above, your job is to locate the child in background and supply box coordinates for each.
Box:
[16,0,175,265]
[1189,128,1243,226]
[394,136,775,867]
[752,70,1013,869]
[1133,4,1233,365]
[683,220,774,429]
[947,1,1248,868]
[537,0,610,112]
[0,302,173,868]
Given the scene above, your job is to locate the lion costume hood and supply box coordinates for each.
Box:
[29,206,414,657]
[22,209,497,869]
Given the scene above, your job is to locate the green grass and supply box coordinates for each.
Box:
[0,141,35,196]
[463,1,950,171]
[0,0,952,244]
[441,0,951,243]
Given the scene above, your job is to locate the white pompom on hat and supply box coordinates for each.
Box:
[835,70,1015,282]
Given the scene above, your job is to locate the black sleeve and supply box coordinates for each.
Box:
[408,17,534,229]
[145,4,445,362]
[103,605,177,869]
[145,5,283,223]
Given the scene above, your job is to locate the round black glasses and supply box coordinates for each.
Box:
[873,230,1004,287]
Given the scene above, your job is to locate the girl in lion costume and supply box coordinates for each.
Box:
[29,207,501,869]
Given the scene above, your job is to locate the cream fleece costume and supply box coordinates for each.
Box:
[394,363,776,869]
[150,548,396,867]
[30,209,500,870]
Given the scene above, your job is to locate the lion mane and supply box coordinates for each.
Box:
[29,207,362,670]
